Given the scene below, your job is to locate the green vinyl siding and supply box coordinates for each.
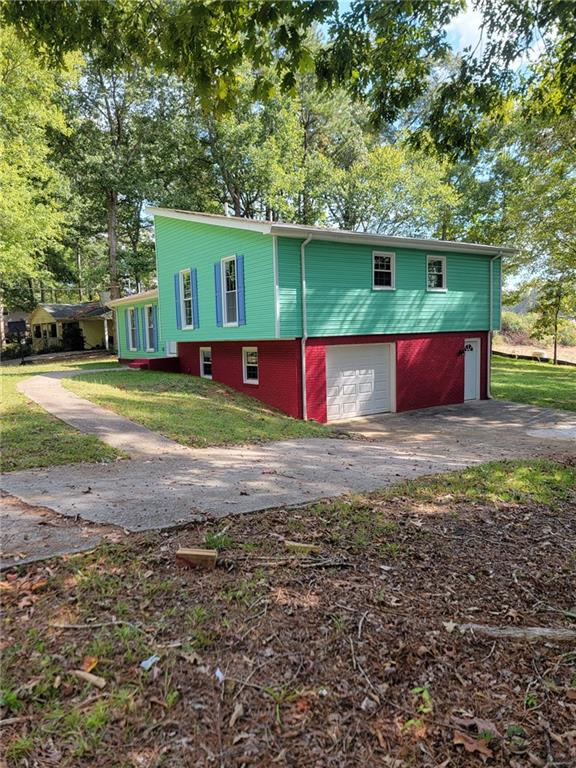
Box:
[278,237,501,337]
[155,216,276,343]
[117,301,164,359]
[277,236,302,337]
[491,256,502,330]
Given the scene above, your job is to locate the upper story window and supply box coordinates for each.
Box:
[200,347,212,379]
[145,305,155,351]
[222,256,238,326]
[427,255,447,291]
[128,308,137,350]
[373,252,395,290]
[180,269,194,328]
[242,347,259,384]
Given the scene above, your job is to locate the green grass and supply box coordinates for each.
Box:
[63,370,331,447]
[376,458,576,508]
[491,355,576,411]
[1,357,122,473]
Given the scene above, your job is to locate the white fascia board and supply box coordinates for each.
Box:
[107,289,158,308]
[146,207,273,235]
[270,225,515,256]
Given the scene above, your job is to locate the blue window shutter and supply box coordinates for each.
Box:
[191,268,199,328]
[141,307,146,349]
[237,254,246,326]
[174,272,182,330]
[134,307,140,350]
[124,310,130,352]
[214,262,223,327]
[152,305,158,351]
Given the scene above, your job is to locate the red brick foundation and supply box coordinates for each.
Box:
[178,340,303,418]
[306,332,488,423]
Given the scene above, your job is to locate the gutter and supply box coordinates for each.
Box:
[300,235,313,420]
[487,252,503,399]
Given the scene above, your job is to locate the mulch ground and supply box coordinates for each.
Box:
[1,461,575,767]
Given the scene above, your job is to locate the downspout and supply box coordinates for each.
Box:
[487,252,503,399]
[300,235,313,420]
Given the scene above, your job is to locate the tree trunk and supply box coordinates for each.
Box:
[107,189,120,299]
[76,244,83,301]
[553,310,558,365]
[0,293,5,349]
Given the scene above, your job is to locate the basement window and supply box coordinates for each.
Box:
[373,252,395,290]
[200,347,212,379]
[242,347,259,384]
[427,255,447,291]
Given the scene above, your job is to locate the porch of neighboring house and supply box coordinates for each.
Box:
[29,302,114,353]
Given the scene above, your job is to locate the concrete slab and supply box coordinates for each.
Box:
[3,368,574,565]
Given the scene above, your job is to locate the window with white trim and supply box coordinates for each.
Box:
[145,305,155,351]
[200,347,212,379]
[427,255,446,291]
[242,347,258,384]
[128,308,137,350]
[180,269,194,328]
[373,251,395,290]
[166,341,178,357]
[222,256,238,326]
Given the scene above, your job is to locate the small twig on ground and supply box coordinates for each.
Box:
[0,716,31,727]
[456,623,576,642]
[349,636,357,670]
[358,611,369,640]
[50,620,151,635]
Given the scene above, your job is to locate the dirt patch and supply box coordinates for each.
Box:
[1,462,575,767]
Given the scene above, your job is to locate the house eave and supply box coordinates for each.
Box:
[145,206,515,256]
[107,289,158,308]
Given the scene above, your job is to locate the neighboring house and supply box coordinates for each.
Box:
[2,310,28,339]
[108,208,512,423]
[29,301,113,353]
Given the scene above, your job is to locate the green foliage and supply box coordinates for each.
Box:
[0,27,68,291]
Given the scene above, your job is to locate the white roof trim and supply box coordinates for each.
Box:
[107,289,158,308]
[146,207,514,256]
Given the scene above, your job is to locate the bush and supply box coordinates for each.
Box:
[558,321,576,347]
[2,341,32,360]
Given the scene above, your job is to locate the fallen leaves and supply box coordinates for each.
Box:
[453,730,494,758]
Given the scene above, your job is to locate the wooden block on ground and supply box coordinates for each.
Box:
[284,540,321,555]
[176,548,218,570]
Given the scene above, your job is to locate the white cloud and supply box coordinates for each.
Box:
[446,3,484,55]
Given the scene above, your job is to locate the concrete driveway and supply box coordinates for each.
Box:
[2,373,574,567]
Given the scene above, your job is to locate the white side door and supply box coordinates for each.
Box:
[464,338,480,400]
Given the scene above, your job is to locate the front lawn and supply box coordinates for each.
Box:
[2,459,575,767]
[63,370,331,447]
[1,358,123,474]
[491,355,576,411]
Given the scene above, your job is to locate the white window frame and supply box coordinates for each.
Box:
[128,308,137,351]
[372,251,396,291]
[166,341,178,357]
[199,346,212,379]
[179,269,194,329]
[221,256,238,328]
[242,346,259,385]
[145,305,155,351]
[426,255,447,292]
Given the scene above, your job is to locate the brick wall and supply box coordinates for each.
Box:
[178,340,302,418]
[306,332,489,422]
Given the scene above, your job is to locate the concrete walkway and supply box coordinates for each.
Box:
[2,370,575,567]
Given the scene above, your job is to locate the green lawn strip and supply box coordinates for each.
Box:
[1,458,573,765]
[63,370,331,447]
[1,358,123,473]
[491,355,576,411]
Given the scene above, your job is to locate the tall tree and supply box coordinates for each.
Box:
[0,27,69,340]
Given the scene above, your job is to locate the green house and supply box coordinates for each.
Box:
[108,209,513,422]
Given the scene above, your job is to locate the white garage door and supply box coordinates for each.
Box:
[326,344,394,421]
